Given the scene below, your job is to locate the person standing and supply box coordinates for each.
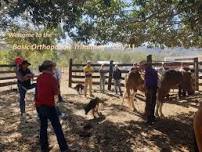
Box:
[83,61,94,97]
[112,65,122,96]
[16,60,35,118]
[144,62,158,125]
[53,63,63,102]
[35,60,69,152]
[99,64,106,93]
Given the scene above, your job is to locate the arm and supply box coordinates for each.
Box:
[119,70,121,79]
[51,77,59,96]
[144,70,147,87]
[26,70,34,79]
[112,71,115,79]
[16,70,31,81]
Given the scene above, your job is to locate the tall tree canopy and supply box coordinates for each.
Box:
[0,0,201,48]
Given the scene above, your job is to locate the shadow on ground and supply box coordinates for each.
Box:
[0,92,199,152]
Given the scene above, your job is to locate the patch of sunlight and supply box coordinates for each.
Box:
[6,132,22,143]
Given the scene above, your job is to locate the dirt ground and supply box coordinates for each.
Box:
[0,75,201,152]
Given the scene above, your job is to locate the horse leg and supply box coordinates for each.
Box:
[155,91,162,117]
[126,88,133,110]
[159,102,164,117]
[155,99,160,117]
[131,90,137,112]
[122,89,127,106]
[92,109,96,118]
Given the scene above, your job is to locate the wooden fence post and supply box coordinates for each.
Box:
[147,54,152,65]
[108,60,114,91]
[194,57,199,91]
[68,58,73,88]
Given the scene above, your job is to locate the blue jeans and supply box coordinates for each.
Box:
[145,86,157,122]
[17,83,36,114]
[36,106,69,152]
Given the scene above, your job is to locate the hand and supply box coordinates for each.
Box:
[26,74,34,79]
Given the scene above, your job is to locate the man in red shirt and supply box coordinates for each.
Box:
[36,60,69,152]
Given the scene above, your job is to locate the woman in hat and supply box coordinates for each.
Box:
[16,60,35,118]
[83,60,94,97]
[35,60,69,152]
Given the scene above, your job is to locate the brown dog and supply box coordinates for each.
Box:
[84,97,104,118]
[74,83,84,95]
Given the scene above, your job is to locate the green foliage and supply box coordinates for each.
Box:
[1,0,202,48]
[0,50,9,64]
[126,0,202,48]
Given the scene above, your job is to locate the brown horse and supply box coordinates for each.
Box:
[122,70,145,111]
[156,70,195,117]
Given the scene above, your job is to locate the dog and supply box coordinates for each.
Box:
[74,83,84,95]
[84,97,105,118]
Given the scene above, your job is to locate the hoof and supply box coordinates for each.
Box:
[133,108,137,112]
[155,112,160,118]
[160,114,165,118]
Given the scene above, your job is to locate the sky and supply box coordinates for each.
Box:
[58,0,133,46]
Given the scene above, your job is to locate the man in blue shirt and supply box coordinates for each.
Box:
[144,61,158,124]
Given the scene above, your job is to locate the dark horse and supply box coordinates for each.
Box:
[156,70,195,117]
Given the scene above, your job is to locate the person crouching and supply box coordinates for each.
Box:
[35,60,69,152]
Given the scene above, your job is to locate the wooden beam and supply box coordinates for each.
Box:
[194,57,199,91]
[0,76,17,80]
[0,64,15,68]
[71,80,125,87]
[69,58,73,88]
[0,81,17,87]
[72,75,101,79]
[108,60,114,90]
[0,70,15,74]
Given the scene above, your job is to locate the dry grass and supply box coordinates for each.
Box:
[0,73,201,152]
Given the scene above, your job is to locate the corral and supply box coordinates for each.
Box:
[0,56,202,152]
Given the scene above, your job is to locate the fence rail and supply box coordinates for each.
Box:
[0,81,18,87]
[0,64,37,89]
[0,64,15,68]
[0,76,17,80]
[0,70,16,74]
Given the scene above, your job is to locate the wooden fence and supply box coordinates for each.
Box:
[69,55,201,91]
[0,64,37,91]
[0,64,16,89]
[0,55,201,92]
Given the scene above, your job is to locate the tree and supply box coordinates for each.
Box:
[122,0,202,48]
[0,0,201,48]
